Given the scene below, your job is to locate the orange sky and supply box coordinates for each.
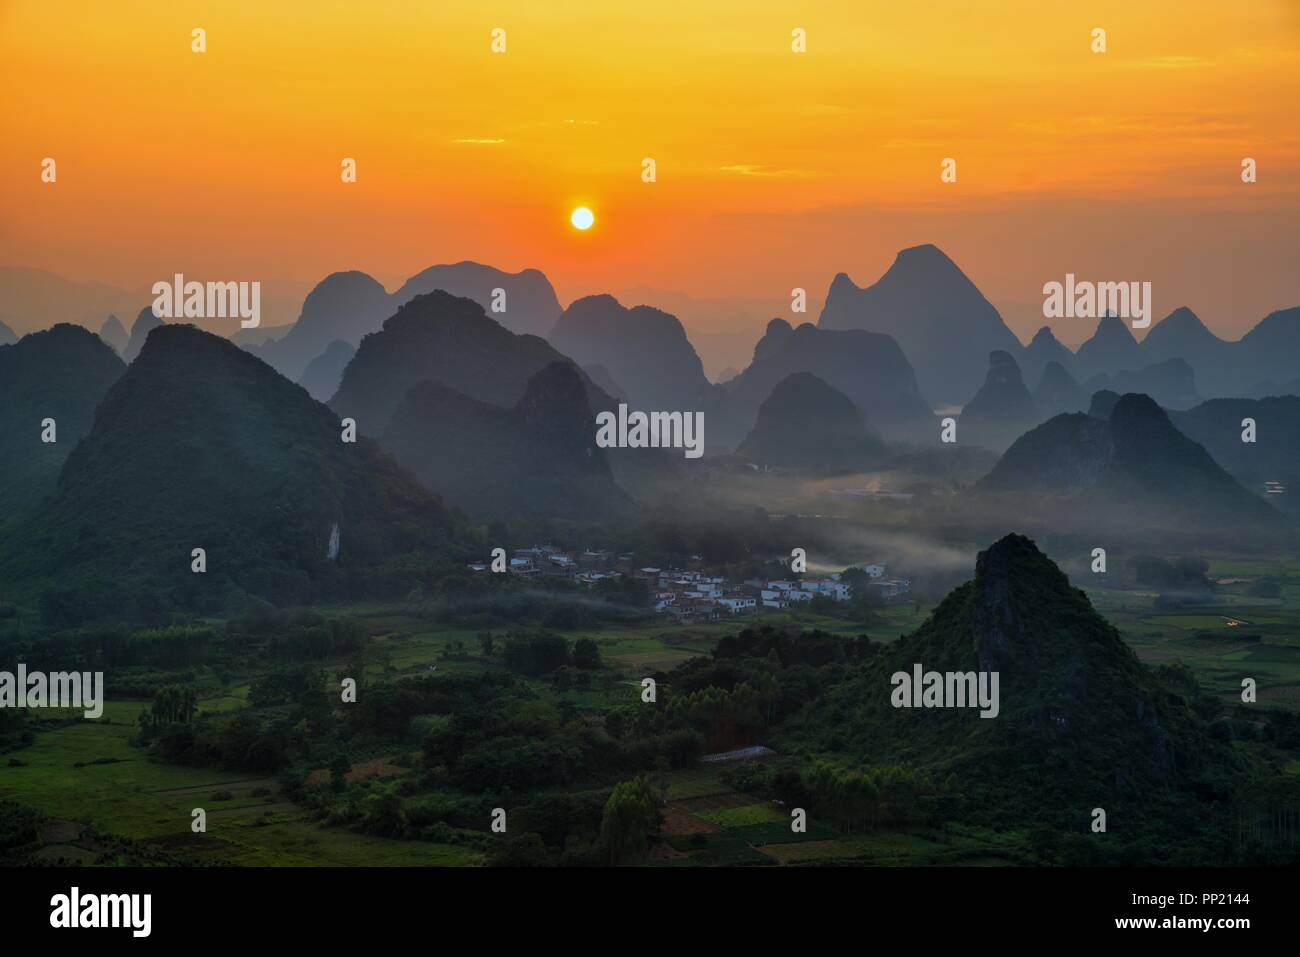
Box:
[2,0,1298,344]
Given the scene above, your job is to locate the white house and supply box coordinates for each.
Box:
[509,557,540,577]
[869,578,911,600]
[718,596,757,614]
[805,579,851,601]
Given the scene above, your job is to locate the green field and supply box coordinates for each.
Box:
[0,695,482,866]
[3,562,1297,866]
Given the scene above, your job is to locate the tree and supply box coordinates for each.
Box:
[362,792,406,838]
[773,768,807,808]
[573,638,601,670]
[600,777,659,864]
[143,684,198,730]
[840,566,871,598]
[490,832,549,867]
[502,632,570,676]
[329,753,351,790]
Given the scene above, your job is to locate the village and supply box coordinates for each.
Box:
[468,545,912,622]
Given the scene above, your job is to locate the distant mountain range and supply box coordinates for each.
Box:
[724,319,935,447]
[328,290,682,505]
[5,247,1299,491]
[254,262,562,381]
[958,351,1038,450]
[1230,306,1300,395]
[1141,307,1230,389]
[393,262,561,338]
[1073,314,1149,382]
[1102,357,1200,410]
[0,324,469,609]
[0,266,137,337]
[298,339,355,401]
[734,372,885,472]
[548,294,713,410]
[97,314,127,355]
[8,252,1300,414]
[1072,305,1300,401]
[122,306,164,363]
[0,266,310,339]
[1019,327,1076,389]
[330,290,593,434]
[977,393,1278,535]
[0,324,124,517]
[803,245,1300,407]
[382,361,631,520]
[1170,397,1300,516]
[819,244,1024,405]
[1032,361,1089,418]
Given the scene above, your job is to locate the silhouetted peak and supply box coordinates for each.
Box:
[1091,313,1136,342]
[382,289,495,334]
[565,293,623,315]
[1107,391,1168,430]
[1163,306,1202,327]
[1039,360,1076,386]
[134,305,162,329]
[827,272,859,296]
[988,349,1019,372]
[975,533,1063,591]
[1088,389,1121,418]
[517,360,591,426]
[891,243,961,275]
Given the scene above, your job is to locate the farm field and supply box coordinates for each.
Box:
[3,551,1298,867]
[1082,572,1300,709]
[0,696,483,866]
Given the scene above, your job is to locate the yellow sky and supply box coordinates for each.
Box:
[2,0,1297,340]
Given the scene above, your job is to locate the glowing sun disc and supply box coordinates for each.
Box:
[570,206,594,230]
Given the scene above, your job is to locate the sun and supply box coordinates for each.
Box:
[570,206,594,230]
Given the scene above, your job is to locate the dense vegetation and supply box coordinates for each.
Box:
[0,325,474,612]
[4,533,1297,867]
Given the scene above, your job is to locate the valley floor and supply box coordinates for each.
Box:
[2,548,1298,866]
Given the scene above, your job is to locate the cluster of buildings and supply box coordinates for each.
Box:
[467,545,912,621]
[466,545,624,586]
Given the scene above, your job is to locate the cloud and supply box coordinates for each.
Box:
[719,164,809,178]
[451,138,506,145]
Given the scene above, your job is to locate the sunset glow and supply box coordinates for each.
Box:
[1,0,1297,339]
